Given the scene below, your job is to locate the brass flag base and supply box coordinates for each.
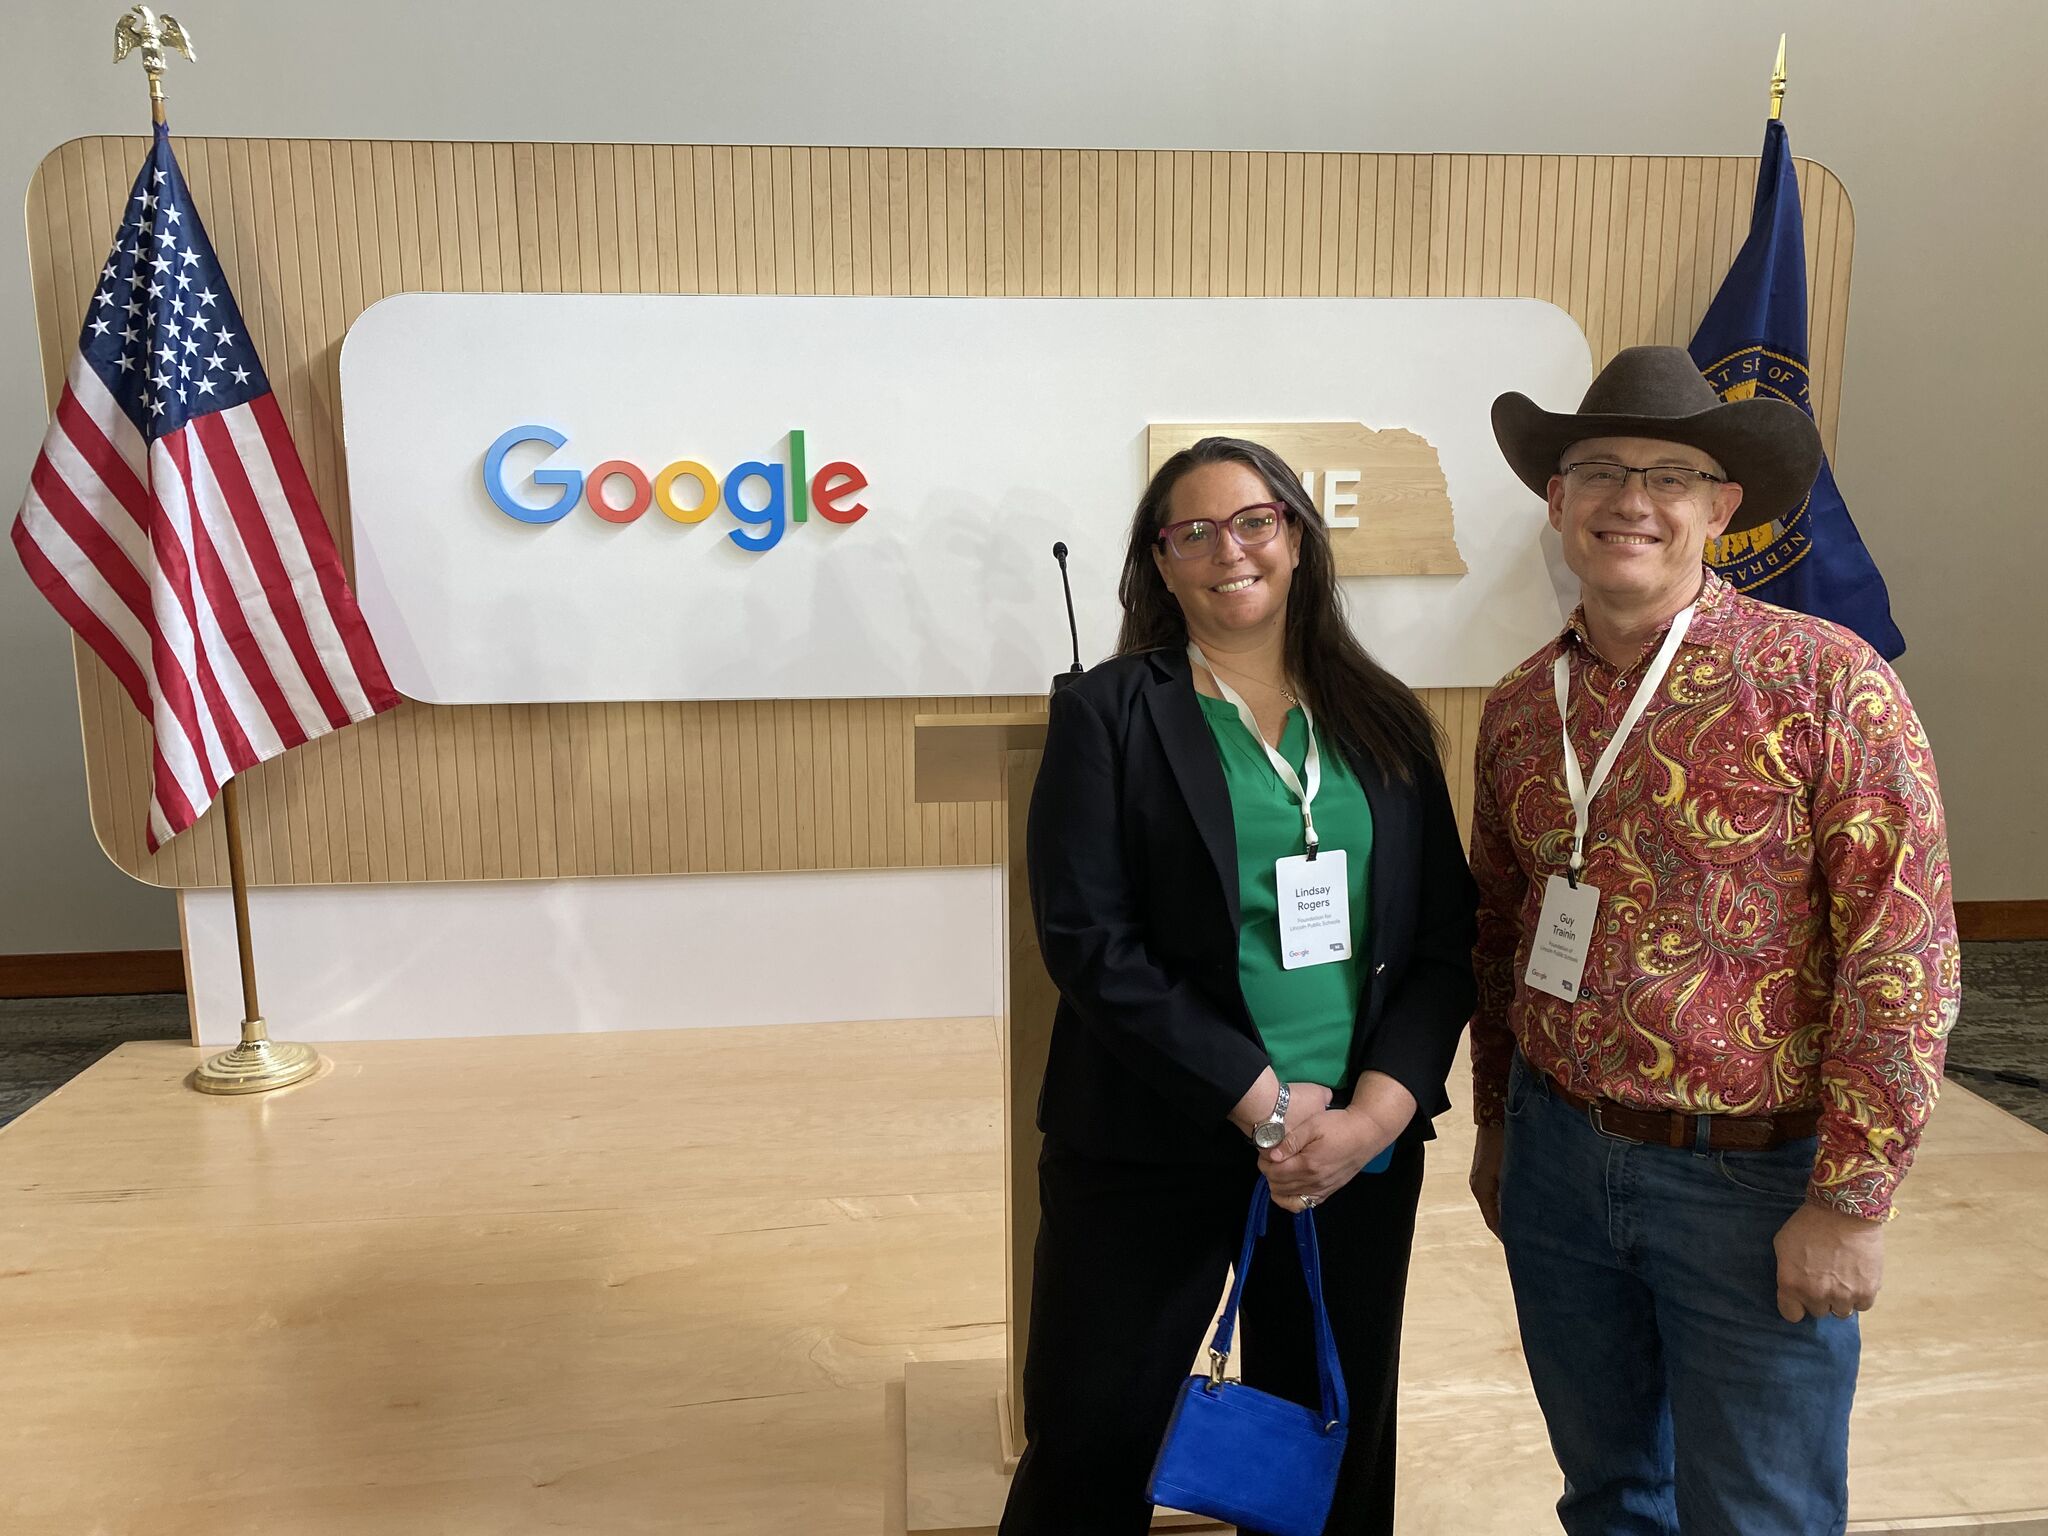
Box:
[192,1021,322,1096]
[187,779,323,1097]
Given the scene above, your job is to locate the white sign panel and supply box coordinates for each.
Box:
[339,295,1588,700]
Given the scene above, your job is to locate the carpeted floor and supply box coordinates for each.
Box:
[1,943,2044,1132]
[1937,941,2048,1129]
[0,991,190,1127]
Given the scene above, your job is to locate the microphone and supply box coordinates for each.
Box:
[1051,541,1085,693]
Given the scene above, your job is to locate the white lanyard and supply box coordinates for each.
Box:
[1551,606,1695,885]
[1188,642,1323,858]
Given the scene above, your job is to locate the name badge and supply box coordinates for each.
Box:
[1524,874,1599,1002]
[1276,850,1351,971]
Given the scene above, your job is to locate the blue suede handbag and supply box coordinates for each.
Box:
[1145,1175,1348,1536]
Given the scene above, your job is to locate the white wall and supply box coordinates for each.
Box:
[180,867,1003,1045]
[5,0,2043,956]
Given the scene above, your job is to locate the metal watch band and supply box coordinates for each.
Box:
[1258,1080,1290,1138]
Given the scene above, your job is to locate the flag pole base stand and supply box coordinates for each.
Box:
[191,1025,322,1096]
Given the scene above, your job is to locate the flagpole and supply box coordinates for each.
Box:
[1768,33,1787,121]
[109,6,322,1094]
[195,777,321,1093]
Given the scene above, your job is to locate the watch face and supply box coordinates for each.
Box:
[1253,1121,1286,1150]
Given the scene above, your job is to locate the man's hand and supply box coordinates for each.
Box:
[1773,1200,1884,1322]
[1261,1072,1413,1210]
[1470,1124,1505,1240]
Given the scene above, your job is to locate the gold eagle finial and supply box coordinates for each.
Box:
[113,6,196,117]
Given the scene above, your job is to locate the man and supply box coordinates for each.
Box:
[1468,346,1959,1535]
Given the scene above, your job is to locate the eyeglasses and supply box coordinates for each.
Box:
[1560,461,1725,501]
[1155,503,1292,559]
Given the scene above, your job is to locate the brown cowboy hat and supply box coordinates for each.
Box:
[1492,345,1822,533]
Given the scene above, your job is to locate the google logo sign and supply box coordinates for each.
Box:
[482,426,869,553]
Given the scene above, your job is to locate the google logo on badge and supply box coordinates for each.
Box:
[482,426,868,553]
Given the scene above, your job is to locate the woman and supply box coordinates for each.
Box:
[999,437,1477,1536]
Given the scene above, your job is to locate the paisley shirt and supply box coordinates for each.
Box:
[1469,567,1959,1219]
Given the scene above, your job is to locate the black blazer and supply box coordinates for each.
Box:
[1026,648,1479,1165]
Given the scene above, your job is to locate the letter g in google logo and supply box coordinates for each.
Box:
[482,426,868,554]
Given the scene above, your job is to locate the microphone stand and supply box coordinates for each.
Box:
[1051,542,1085,693]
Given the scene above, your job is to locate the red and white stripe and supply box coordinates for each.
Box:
[12,352,398,849]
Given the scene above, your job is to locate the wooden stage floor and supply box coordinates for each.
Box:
[2,1019,2044,1534]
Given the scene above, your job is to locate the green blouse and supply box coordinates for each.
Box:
[1197,692,1374,1090]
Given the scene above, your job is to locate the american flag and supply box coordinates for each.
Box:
[11,123,398,850]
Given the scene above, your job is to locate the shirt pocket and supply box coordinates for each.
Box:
[1661,718,1817,874]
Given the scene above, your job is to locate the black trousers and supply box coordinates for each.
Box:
[998,1133,1426,1536]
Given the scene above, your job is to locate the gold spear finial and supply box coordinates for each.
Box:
[1768,33,1787,121]
[113,5,196,125]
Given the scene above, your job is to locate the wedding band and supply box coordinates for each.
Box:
[1301,1195,1319,1209]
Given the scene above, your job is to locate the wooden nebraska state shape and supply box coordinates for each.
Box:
[1147,422,1467,578]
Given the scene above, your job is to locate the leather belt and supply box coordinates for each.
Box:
[1550,1079,1820,1151]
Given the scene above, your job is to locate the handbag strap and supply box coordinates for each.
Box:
[1208,1176,1268,1363]
[1206,1175,1349,1430]
[1294,1196,1349,1429]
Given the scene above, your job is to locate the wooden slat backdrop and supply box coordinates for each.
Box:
[23,143,1853,888]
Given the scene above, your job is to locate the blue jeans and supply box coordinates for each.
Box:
[1499,1054,1859,1535]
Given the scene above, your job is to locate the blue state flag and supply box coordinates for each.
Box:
[1690,120,1905,659]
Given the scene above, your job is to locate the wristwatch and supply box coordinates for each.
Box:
[1251,1082,1291,1150]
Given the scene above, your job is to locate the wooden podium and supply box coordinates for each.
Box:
[903,712,1221,1533]
[902,711,1051,1534]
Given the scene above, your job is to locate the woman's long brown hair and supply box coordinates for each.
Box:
[1115,435,1443,782]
